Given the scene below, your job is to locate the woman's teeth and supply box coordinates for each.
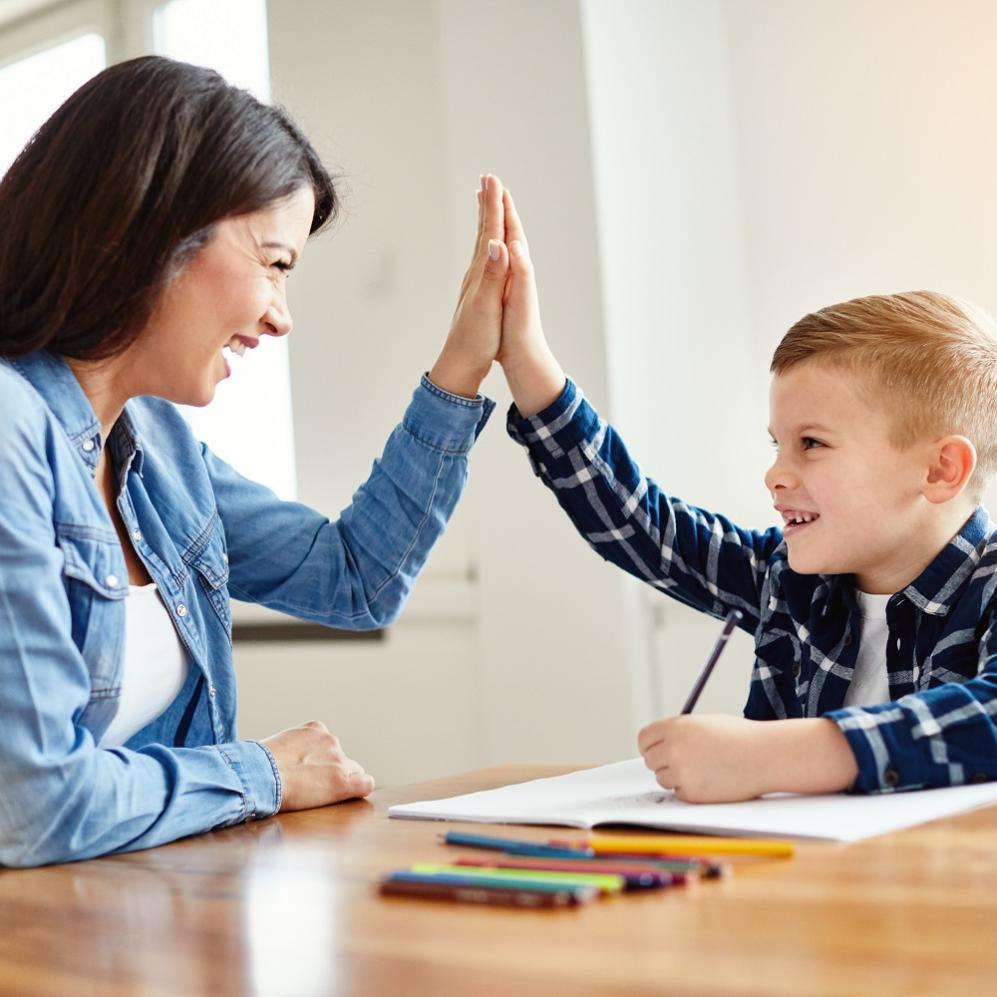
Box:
[223,339,247,359]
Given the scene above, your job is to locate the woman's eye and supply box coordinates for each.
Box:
[272,260,292,275]
[802,437,823,450]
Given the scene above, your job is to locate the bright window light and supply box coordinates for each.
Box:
[155,0,299,500]
[0,33,106,178]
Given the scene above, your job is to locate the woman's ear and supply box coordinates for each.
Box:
[924,435,977,504]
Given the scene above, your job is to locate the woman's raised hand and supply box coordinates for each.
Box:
[428,174,510,398]
[495,189,566,418]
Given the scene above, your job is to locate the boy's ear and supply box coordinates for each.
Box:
[923,435,977,503]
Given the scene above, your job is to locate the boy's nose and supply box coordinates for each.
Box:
[764,458,797,495]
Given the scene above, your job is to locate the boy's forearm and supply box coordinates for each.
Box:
[763,718,859,795]
[500,345,566,419]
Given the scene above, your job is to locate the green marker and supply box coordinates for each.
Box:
[410,862,625,895]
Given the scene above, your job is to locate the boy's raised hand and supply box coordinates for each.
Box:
[496,189,567,418]
[428,174,509,398]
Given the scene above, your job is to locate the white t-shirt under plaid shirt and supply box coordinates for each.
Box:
[507,378,997,794]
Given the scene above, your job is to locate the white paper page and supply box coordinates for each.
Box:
[388,758,997,842]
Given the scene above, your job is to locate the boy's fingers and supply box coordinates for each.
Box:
[508,239,532,279]
[504,188,528,253]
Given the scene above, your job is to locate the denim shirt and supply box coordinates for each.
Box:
[0,352,492,866]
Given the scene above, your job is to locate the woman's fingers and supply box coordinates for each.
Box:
[347,768,375,798]
[482,238,509,287]
[474,174,504,263]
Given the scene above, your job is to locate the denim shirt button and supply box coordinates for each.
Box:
[209,685,217,698]
[105,574,119,589]
[176,603,188,617]
[131,528,142,541]
[82,439,95,453]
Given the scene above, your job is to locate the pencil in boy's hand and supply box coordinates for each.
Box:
[681,609,744,714]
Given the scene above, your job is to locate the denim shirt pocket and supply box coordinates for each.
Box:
[57,528,128,730]
[189,532,231,636]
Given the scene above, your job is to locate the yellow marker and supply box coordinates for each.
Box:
[409,863,626,895]
[578,834,795,859]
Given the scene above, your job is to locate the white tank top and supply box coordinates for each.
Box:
[843,590,892,707]
[99,583,189,747]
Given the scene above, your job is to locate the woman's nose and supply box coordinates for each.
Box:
[262,293,293,337]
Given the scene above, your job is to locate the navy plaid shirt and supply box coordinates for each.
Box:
[508,379,997,794]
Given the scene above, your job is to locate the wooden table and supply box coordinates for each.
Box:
[1,764,995,996]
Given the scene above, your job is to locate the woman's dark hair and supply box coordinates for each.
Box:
[0,55,337,360]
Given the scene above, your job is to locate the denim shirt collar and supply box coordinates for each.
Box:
[11,351,145,478]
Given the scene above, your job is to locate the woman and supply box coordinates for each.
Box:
[0,56,511,866]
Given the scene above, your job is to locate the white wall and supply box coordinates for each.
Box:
[724,0,997,513]
[251,0,638,784]
[581,0,766,718]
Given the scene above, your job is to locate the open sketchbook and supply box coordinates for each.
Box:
[388,758,997,843]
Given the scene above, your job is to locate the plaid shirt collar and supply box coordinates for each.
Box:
[899,506,991,616]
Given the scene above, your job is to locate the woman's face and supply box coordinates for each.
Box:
[129,186,315,407]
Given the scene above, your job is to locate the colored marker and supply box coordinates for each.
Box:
[547,842,728,878]
[443,830,594,858]
[410,862,625,895]
[383,870,598,902]
[453,856,684,889]
[566,833,795,858]
[379,878,590,908]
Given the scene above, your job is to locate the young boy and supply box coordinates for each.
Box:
[496,191,997,802]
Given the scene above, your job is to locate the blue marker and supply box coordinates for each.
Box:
[442,830,595,858]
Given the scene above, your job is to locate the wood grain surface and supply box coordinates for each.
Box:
[1,764,994,996]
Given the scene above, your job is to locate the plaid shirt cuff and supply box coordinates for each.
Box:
[825,702,932,793]
[506,377,590,467]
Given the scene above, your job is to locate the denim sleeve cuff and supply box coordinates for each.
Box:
[824,703,930,793]
[218,740,281,819]
[403,375,495,454]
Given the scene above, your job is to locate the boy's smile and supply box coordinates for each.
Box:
[765,361,953,593]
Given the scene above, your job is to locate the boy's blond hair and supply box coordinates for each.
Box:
[771,290,997,501]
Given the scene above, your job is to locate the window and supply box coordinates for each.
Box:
[153,0,298,500]
[0,32,106,177]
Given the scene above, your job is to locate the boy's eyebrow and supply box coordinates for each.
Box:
[262,240,298,264]
[767,423,836,438]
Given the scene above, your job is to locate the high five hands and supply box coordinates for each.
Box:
[270,175,566,815]
[429,174,566,415]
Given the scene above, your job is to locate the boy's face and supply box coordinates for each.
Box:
[766,361,932,593]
